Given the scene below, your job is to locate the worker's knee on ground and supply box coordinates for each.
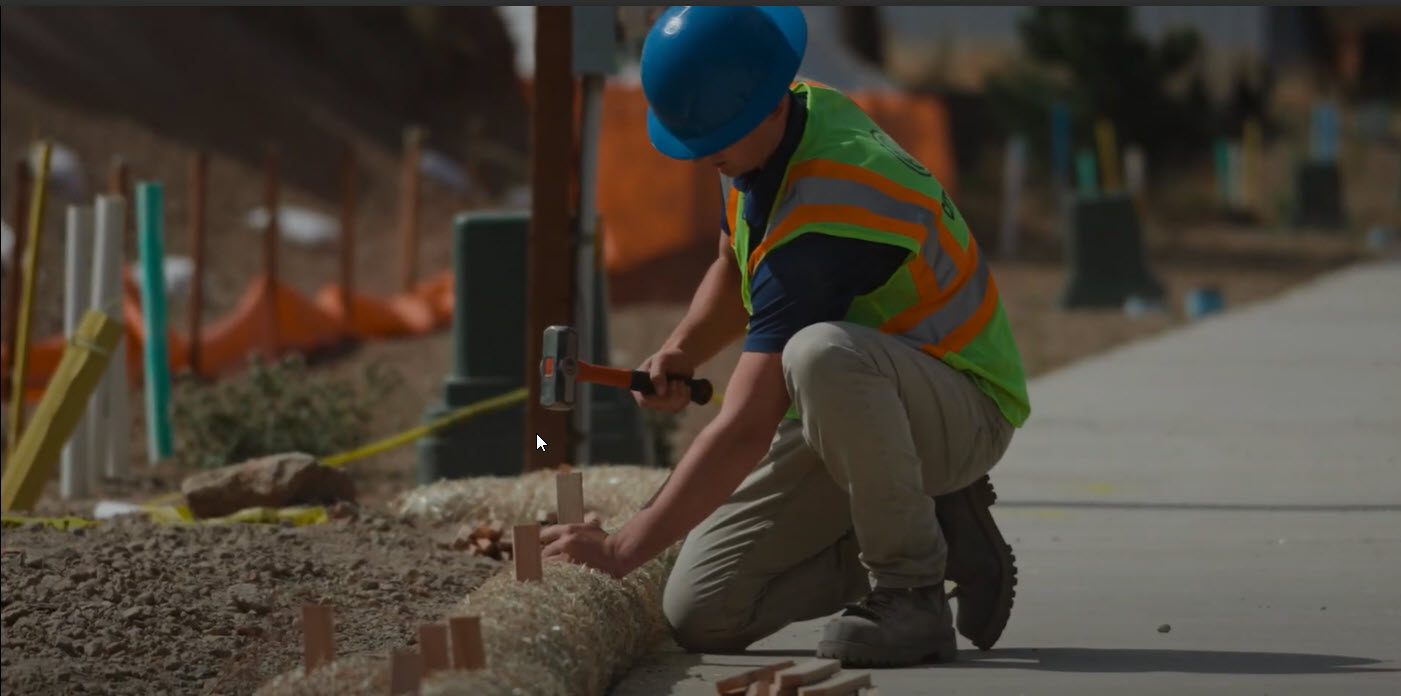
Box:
[663,599,754,654]
[782,322,871,389]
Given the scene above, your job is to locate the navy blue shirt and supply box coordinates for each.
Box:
[723,93,909,353]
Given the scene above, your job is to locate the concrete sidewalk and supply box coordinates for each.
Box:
[611,261,1401,696]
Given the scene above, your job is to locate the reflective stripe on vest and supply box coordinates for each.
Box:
[732,158,997,355]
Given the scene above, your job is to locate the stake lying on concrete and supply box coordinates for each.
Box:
[417,623,448,674]
[556,471,584,524]
[388,648,422,695]
[774,659,841,694]
[447,615,485,670]
[302,604,335,674]
[746,681,771,696]
[796,671,872,696]
[715,660,795,695]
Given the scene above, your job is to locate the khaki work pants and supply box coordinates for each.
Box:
[662,321,1015,653]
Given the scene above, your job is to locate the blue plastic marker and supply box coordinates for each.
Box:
[1051,103,1071,186]
[136,182,174,462]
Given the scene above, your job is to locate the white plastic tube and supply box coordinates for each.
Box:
[91,195,130,480]
[61,205,94,499]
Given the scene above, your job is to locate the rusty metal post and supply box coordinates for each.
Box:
[339,143,357,331]
[398,126,424,293]
[107,158,132,252]
[4,160,32,372]
[187,151,207,376]
[262,147,280,282]
[525,7,576,471]
[262,147,281,351]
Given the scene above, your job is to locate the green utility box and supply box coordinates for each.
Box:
[1294,162,1344,229]
[417,212,528,483]
[1060,193,1165,309]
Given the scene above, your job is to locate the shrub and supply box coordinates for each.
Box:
[173,354,401,469]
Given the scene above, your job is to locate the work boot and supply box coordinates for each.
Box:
[935,474,1017,650]
[815,585,957,668]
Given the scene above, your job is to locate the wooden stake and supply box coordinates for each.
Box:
[556,471,584,524]
[5,142,51,457]
[339,143,357,330]
[797,672,871,696]
[398,126,423,293]
[388,648,422,695]
[774,660,841,691]
[417,623,448,673]
[0,310,122,512]
[746,681,771,696]
[715,660,795,694]
[447,615,485,670]
[301,604,335,674]
[525,6,576,472]
[513,523,543,581]
[3,159,31,372]
[107,157,132,251]
[187,151,207,376]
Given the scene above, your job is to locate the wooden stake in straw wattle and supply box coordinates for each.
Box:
[447,615,485,670]
[301,604,335,674]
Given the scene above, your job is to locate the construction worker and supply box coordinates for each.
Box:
[541,6,1030,667]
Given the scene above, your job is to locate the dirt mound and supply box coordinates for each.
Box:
[0,512,498,696]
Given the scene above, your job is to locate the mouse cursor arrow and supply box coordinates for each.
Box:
[535,435,547,452]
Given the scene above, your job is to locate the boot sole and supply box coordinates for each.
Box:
[957,475,1018,651]
[815,637,958,668]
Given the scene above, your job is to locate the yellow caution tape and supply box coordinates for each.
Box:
[2,514,100,531]
[1,505,327,530]
[321,386,528,467]
[138,386,531,509]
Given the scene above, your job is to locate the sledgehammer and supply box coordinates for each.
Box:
[539,325,713,410]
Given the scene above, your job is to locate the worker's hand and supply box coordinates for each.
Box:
[541,521,626,579]
[635,347,695,414]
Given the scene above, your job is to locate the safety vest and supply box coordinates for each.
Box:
[729,82,1031,427]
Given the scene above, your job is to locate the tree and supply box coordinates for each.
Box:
[987,7,1210,170]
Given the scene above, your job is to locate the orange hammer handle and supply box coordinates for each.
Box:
[576,361,714,405]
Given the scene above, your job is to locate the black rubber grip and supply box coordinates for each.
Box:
[629,370,714,405]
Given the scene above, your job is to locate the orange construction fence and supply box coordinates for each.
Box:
[3,84,953,402]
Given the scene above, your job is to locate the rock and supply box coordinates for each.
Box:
[1,604,30,627]
[120,606,146,623]
[228,583,271,615]
[180,452,355,519]
[1157,623,1172,633]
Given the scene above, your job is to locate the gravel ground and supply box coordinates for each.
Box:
[0,509,499,696]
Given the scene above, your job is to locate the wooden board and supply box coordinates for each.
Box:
[514,523,543,581]
[556,471,585,524]
[714,660,795,694]
[301,604,335,673]
[448,615,485,670]
[388,648,423,694]
[797,671,871,696]
[0,310,122,511]
[417,623,448,673]
[774,659,840,689]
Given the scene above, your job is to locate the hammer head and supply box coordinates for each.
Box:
[539,325,579,411]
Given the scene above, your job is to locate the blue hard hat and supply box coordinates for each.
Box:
[641,6,807,160]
